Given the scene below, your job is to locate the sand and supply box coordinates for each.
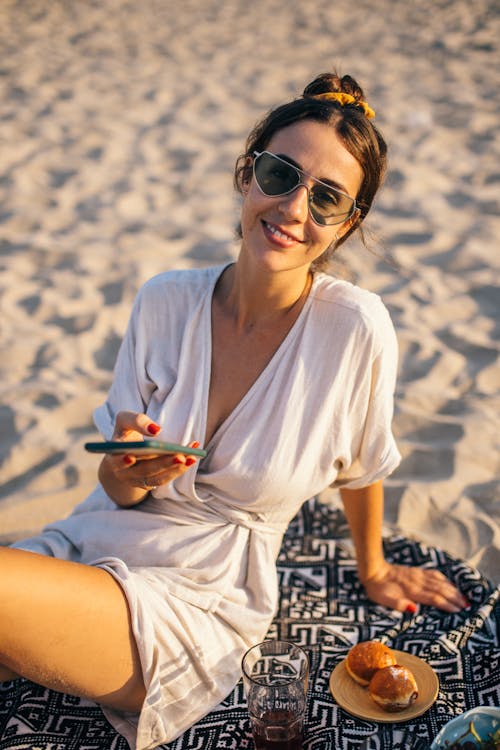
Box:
[0,0,498,583]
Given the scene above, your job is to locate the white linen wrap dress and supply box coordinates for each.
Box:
[14,263,401,749]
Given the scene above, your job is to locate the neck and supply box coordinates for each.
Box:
[215,260,313,334]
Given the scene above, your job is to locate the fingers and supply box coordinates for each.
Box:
[401,568,470,613]
[107,412,203,491]
[111,456,182,490]
[364,564,471,614]
[117,449,201,490]
[123,457,188,489]
[184,441,201,466]
[408,587,469,614]
[112,411,161,439]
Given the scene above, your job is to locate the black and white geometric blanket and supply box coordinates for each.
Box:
[1,499,499,749]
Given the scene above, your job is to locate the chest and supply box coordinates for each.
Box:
[204,311,298,445]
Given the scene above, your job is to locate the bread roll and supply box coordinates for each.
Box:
[345,641,396,686]
[368,664,419,712]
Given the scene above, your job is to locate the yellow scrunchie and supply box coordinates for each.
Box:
[313,92,376,119]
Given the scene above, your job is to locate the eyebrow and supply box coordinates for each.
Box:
[275,152,351,196]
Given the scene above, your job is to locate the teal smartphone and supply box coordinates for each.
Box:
[84,440,207,458]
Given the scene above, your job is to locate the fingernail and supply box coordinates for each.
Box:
[192,441,200,448]
[147,424,161,435]
[463,597,472,609]
[123,455,134,465]
[185,457,196,466]
[405,603,418,614]
[172,457,185,465]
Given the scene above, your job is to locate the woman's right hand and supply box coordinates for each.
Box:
[98,410,202,507]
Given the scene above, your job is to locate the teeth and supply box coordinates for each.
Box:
[265,222,296,242]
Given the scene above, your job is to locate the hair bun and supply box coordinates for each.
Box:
[303,72,365,103]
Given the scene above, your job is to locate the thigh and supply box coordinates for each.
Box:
[0,547,145,712]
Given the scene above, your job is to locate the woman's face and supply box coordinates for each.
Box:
[240,119,364,275]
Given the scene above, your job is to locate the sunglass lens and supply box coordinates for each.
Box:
[254,153,299,196]
[309,189,351,225]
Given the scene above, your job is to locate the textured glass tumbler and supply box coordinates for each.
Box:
[242,640,309,750]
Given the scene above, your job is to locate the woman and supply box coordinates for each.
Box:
[0,72,468,749]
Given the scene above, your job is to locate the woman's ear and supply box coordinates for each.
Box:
[241,156,253,193]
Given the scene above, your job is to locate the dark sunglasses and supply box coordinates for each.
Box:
[252,150,357,226]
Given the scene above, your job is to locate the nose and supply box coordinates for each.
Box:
[278,184,310,223]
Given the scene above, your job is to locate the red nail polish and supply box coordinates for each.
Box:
[172,457,185,465]
[147,424,161,435]
[185,457,196,466]
[192,441,200,448]
[123,455,134,465]
[405,603,418,614]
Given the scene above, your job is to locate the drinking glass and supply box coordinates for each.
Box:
[242,640,309,750]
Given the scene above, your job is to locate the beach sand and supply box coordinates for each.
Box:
[0,0,498,583]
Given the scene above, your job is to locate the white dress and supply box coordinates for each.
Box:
[14,263,401,750]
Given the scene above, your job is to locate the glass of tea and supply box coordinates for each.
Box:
[242,640,309,750]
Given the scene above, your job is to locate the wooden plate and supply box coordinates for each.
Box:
[329,650,439,723]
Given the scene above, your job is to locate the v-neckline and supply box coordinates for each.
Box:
[201,265,317,450]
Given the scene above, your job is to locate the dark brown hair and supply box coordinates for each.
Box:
[234,72,387,270]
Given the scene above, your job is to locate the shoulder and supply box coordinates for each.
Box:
[141,264,223,298]
[310,273,396,348]
[132,264,226,313]
[312,272,389,316]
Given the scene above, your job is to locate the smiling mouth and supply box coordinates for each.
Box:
[262,221,303,244]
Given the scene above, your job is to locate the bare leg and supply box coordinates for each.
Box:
[0,547,145,712]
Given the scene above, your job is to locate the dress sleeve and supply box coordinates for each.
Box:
[93,286,156,438]
[332,301,402,489]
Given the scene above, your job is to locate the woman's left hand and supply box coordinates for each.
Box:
[361,560,470,614]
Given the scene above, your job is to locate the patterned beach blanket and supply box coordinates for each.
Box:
[1,499,499,749]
